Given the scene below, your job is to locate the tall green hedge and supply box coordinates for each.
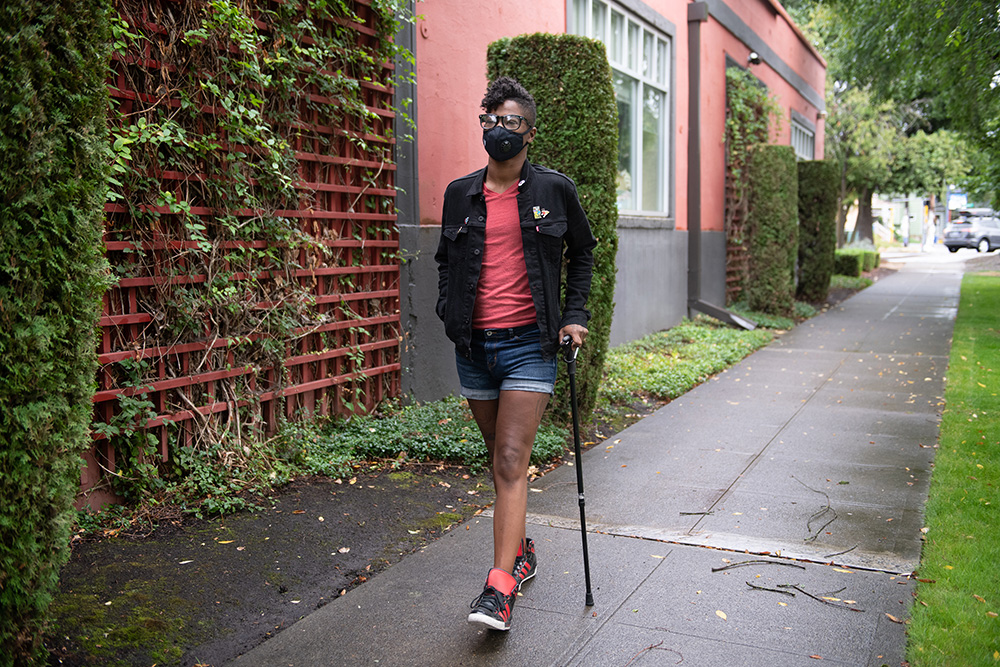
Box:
[796,160,839,302]
[744,144,798,316]
[0,1,111,663]
[487,34,619,422]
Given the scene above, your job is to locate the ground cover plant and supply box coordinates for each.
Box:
[907,272,1000,666]
[597,317,774,405]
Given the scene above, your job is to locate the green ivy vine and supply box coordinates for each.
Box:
[99,0,414,511]
[724,66,782,245]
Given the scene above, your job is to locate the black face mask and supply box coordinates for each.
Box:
[482,126,527,161]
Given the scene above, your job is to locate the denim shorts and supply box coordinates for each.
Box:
[456,324,557,400]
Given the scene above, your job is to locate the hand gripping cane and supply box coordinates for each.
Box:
[561,336,595,606]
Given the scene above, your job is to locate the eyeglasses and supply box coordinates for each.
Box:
[479,113,532,132]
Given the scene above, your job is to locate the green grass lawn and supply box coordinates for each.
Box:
[907,272,1000,666]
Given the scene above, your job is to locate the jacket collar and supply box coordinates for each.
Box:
[465,160,535,198]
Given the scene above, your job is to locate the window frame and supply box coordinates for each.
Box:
[790,109,816,161]
[569,0,673,216]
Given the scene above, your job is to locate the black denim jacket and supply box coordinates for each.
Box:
[434,160,596,360]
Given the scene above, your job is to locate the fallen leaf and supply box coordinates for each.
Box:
[716,610,727,621]
[974,595,986,603]
[809,655,823,660]
[886,613,905,624]
[833,568,853,574]
[338,547,350,553]
[179,560,194,565]
[408,529,420,534]
[293,509,306,514]
[651,554,665,559]
[218,540,234,544]
[987,612,998,618]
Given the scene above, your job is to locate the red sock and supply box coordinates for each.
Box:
[486,568,517,595]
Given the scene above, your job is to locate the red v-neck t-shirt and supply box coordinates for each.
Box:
[472,182,536,329]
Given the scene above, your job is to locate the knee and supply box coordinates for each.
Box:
[492,444,528,486]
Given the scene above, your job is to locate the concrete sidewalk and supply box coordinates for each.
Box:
[228,257,962,667]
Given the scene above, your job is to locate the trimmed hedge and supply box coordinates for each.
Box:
[796,160,839,302]
[0,1,111,663]
[834,250,865,277]
[744,145,798,316]
[487,34,619,422]
[834,247,880,276]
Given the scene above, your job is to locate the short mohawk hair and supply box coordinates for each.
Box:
[481,76,537,126]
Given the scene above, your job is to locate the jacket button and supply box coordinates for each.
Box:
[473,249,480,255]
[478,215,484,221]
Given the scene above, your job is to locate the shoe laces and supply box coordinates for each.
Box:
[470,586,504,613]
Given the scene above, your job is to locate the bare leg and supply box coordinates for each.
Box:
[468,391,549,574]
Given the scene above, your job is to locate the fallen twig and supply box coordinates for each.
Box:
[746,581,796,596]
[623,640,683,666]
[679,510,714,516]
[712,559,807,573]
[779,584,865,612]
[823,544,858,559]
[792,475,838,542]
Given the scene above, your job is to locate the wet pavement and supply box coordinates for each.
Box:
[227,250,966,666]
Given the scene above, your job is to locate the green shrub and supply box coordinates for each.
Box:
[0,0,111,662]
[839,242,880,274]
[744,144,798,316]
[796,160,839,302]
[834,249,865,277]
[487,33,619,424]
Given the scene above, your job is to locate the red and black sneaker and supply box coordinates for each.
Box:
[512,537,537,589]
[468,568,518,631]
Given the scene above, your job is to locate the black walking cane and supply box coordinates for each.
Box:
[561,336,595,607]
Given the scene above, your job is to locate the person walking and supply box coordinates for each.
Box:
[434,76,596,631]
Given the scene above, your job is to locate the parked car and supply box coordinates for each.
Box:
[943,209,1000,253]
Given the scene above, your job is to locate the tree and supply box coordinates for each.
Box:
[838,0,1000,166]
[826,86,901,244]
[886,129,971,224]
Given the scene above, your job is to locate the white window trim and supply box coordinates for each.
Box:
[790,109,816,161]
[569,0,672,215]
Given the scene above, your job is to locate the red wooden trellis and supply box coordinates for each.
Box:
[80,0,401,503]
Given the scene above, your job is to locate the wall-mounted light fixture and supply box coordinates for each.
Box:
[748,52,761,66]
[817,110,828,119]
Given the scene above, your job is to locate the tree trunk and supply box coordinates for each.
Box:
[856,186,874,243]
[836,159,849,247]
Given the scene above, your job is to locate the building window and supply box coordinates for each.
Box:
[569,0,671,213]
[790,115,815,160]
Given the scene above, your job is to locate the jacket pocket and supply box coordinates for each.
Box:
[534,219,568,238]
[443,225,468,242]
